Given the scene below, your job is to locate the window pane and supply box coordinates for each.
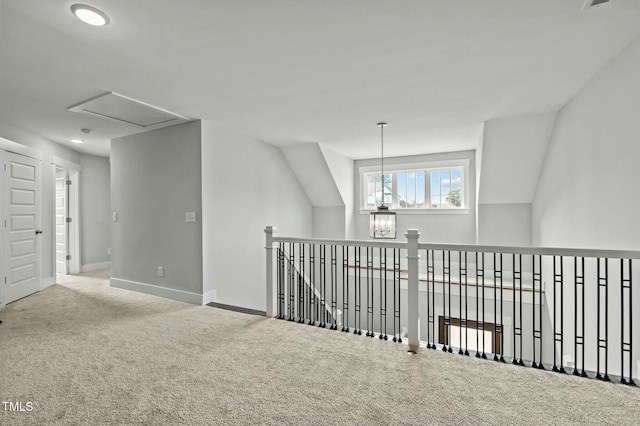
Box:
[441,170,451,207]
[449,168,462,207]
[397,172,407,208]
[431,171,440,208]
[416,171,425,208]
[407,172,416,208]
[383,173,392,205]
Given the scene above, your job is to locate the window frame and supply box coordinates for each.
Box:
[359,159,470,214]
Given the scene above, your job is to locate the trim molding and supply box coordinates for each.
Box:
[206,302,266,316]
[202,289,217,305]
[110,277,203,305]
[0,137,43,160]
[41,276,56,290]
[81,261,111,273]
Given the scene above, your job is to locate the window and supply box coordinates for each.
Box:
[362,163,466,210]
[438,317,501,354]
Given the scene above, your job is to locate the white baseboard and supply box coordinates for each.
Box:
[110,277,204,305]
[41,276,56,290]
[81,261,111,273]
[202,290,217,305]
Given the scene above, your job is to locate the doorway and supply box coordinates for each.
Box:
[51,157,81,277]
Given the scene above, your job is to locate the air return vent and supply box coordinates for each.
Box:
[583,0,614,10]
[68,92,189,129]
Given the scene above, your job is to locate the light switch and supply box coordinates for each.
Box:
[186,212,196,223]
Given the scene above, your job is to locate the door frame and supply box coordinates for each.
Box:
[51,156,81,275]
[0,137,43,308]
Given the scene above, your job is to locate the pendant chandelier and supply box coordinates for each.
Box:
[369,122,397,239]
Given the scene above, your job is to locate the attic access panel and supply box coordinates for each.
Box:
[68,92,190,129]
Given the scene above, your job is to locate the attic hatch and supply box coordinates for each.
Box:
[582,0,614,10]
[68,92,190,129]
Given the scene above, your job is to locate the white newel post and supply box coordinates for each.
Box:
[406,229,421,353]
[264,226,277,318]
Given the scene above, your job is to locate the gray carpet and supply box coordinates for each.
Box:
[1,271,638,425]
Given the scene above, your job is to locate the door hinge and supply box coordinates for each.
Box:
[66,180,72,186]
[4,276,6,284]
[66,217,72,223]
[3,163,6,171]
[66,255,72,260]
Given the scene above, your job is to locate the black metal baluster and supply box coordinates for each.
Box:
[620,259,635,385]
[331,245,338,330]
[475,252,483,358]
[512,254,523,365]
[380,247,388,340]
[366,247,373,336]
[494,253,504,362]
[393,248,402,343]
[309,244,315,325]
[458,251,465,355]
[480,252,486,359]
[278,243,284,319]
[462,251,469,356]
[320,245,326,327]
[342,246,349,332]
[355,247,362,335]
[532,255,544,369]
[551,256,566,373]
[573,257,586,376]
[426,249,434,349]
[289,243,295,321]
[443,251,451,352]
[298,243,304,323]
[596,258,610,381]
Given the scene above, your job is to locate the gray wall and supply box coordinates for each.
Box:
[80,154,111,267]
[201,121,312,311]
[111,121,203,297]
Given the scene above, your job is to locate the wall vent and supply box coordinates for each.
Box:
[583,0,614,10]
[68,92,190,129]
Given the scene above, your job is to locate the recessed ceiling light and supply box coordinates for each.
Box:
[70,139,84,144]
[71,4,110,26]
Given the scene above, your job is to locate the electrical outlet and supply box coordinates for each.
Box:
[112,211,118,222]
[157,266,164,277]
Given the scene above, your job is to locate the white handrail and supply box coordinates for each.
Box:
[272,234,640,259]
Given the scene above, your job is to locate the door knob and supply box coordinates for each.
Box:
[35,229,43,235]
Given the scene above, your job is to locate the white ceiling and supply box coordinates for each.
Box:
[1,0,639,158]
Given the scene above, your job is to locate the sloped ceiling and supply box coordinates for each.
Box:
[1,1,640,158]
[479,112,557,204]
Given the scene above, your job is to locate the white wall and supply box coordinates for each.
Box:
[532,36,640,379]
[312,206,345,239]
[320,145,355,239]
[110,121,203,302]
[480,113,556,204]
[475,113,555,247]
[533,36,640,250]
[201,121,312,311]
[0,119,80,284]
[79,154,110,269]
[478,203,531,246]
[354,150,477,244]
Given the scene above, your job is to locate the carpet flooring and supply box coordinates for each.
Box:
[1,271,639,425]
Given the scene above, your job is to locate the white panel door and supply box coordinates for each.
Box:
[3,151,41,303]
[55,170,68,274]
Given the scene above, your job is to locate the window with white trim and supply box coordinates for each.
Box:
[362,163,466,210]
